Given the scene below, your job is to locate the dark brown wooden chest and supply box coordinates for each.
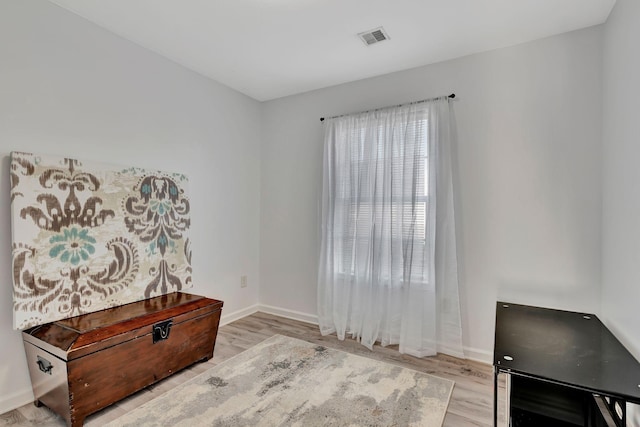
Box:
[21,292,223,427]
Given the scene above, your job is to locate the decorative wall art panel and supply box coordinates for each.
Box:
[10,152,192,330]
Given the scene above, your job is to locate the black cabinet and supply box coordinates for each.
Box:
[511,376,588,426]
[493,302,640,427]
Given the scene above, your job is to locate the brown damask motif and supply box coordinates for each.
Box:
[12,243,63,317]
[20,157,115,232]
[184,238,193,287]
[88,237,140,295]
[124,175,191,296]
[10,152,35,202]
[145,259,182,298]
[10,152,192,330]
[124,175,190,256]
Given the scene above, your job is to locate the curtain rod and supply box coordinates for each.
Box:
[319,93,455,122]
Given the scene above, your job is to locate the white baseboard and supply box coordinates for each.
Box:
[463,346,493,364]
[251,304,493,365]
[257,304,319,325]
[0,388,33,416]
[220,304,259,326]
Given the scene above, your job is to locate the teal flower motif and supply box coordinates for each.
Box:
[49,227,96,266]
[149,199,172,216]
[147,240,157,255]
[141,183,152,195]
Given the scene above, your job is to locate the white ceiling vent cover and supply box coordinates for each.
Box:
[358,27,390,46]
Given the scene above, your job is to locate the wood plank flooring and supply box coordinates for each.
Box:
[0,312,504,426]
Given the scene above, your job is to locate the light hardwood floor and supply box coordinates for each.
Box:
[1,312,504,426]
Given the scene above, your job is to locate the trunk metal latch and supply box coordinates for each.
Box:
[152,319,173,343]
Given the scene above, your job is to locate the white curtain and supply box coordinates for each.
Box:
[317,97,464,358]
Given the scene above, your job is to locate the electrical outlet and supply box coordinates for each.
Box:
[240,275,248,288]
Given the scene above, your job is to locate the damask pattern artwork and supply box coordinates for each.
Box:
[10,152,192,330]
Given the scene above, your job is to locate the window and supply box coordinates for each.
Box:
[318,97,462,357]
[331,115,430,285]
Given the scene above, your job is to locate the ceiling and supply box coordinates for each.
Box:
[47,0,616,101]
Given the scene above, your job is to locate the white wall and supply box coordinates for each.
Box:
[0,0,261,413]
[260,26,604,361]
[602,0,640,360]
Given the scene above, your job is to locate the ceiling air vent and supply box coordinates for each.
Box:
[358,27,390,46]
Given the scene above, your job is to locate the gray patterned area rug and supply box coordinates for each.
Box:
[107,335,454,427]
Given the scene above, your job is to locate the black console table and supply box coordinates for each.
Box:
[493,302,640,427]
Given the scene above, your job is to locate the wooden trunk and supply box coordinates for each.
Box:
[22,292,223,427]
